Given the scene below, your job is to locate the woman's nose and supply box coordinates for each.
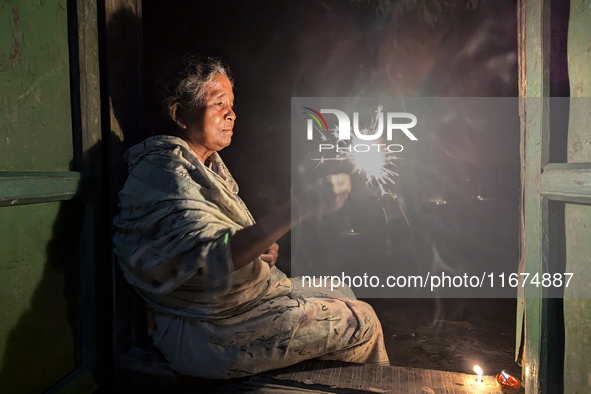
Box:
[226,107,236,121]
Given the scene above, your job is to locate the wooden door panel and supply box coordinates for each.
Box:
[520,1,591,393]
[0,0,73,172]
[0,0,102,392]
[0,201,84,393]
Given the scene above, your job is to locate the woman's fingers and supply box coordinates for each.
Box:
[260,253,276,267]
[265,242,279,254]
[260,242,279,267]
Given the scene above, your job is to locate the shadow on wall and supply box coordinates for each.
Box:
[102,6,153,364]
[0,6,147,392]
[0,189,86,393]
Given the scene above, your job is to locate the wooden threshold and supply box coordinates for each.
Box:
[116,348,518,393]
[263,359,505,393]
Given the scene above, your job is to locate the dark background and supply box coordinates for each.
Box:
[141,0,521,375]
[142,0,519,227]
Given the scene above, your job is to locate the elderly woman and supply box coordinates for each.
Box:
[113,58,389,379]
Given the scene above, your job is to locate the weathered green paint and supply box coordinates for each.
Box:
[522,0,552,392]
[0,0,73,172]
[541,163,591,204]
[0,0,84,389]
[563,1,591,393]
[0,0,105,392]
[0,171,87,206]
[515,0,526,365]
[521,1,591,392]
[0,201,83,393]
[73,0,105,385]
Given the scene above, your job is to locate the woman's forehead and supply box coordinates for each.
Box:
[205,75,234,101]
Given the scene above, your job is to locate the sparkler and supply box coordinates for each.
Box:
[311,105,401,195]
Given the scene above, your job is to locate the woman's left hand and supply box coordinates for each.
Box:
[260,243,279,268]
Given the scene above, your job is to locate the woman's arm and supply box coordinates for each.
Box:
[229,201,291,271]
[229,173,351,271]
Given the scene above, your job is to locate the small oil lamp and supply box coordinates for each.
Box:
[473,365,483,383]
[496,370,522,394]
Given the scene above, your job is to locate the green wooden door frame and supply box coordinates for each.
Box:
[519,1,591,393]
[0,0,103,391]
[0,0,108,392]
[48,0,105,392]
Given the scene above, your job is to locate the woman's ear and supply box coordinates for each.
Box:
[171,103,187,129]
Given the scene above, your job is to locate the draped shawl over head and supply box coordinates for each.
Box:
[113,135,273,319]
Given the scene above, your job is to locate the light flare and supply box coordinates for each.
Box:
[473,365,483,383]
[312,105,401,195]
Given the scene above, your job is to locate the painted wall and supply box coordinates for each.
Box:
[0,1,83,392]
[564,1,591,393]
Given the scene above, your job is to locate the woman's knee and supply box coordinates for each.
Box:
[347,300,384,337]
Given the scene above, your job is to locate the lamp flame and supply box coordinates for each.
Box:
[473,365,483,383]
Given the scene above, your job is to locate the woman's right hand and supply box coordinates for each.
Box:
[295,173,352,220]
[231,173,351,271]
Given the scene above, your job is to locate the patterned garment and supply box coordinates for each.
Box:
[113,135,389,379]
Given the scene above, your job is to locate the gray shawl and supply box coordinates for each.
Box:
[113,135,273,319]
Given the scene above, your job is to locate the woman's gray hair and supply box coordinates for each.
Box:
[163,57,233,118]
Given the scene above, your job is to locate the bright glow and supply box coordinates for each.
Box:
[348,135,399,194]
[312,105,400,195]
[474,365,483,382]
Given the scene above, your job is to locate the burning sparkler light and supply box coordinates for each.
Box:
[311,105,401,195]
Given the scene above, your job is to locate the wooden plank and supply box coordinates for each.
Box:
[308,359,326,386]
[73,0,105,378]
[541,164,591,204]
[360,363,384,393]
[0,171,87,206]
[383,363,394,391]
[523,0,552,393]
[76,0,103,162]
[544,162,591,170]
[515,0,527,366]
[102,0,148,364]
[425,369,435,390]
[231,381,337,393]
[563,1,591,392]
[336,362,356,389]
[265,362,504,393]
[409,368,419,394]
[325,361,343,389]
[440,369,453,394]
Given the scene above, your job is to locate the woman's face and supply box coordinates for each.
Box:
[185,74,236,153]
